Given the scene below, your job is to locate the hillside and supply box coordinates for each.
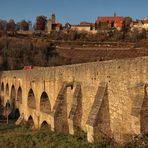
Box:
[0,36,148,70]
[56,47,148,63]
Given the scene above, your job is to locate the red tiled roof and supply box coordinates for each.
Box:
[71,22,95,27]
[52,23,62,27]
[80,22,95,26]
[96,16,124,23]
[96,16,124,28]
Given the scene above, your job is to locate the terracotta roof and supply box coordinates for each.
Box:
[96,16,124,28]
[52,23,62,27]
[80,22,95,26]
[71,22,95,27]
[96,16,124,24]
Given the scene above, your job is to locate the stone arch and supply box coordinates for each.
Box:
[7,85,21,120]
[28,89,36,109]
[40,120,50,129]
[17,87,22,104]
[4,100,11,117]
[6,100,11,108]
[0,82,4,105]
[27,115,35,129]
[1,82,4,95]
[6,83,9,96]
[14,108,20,120]
[11,85,16,99]
[140,85,148,134]
[40,91,51,114]
[10,85,16,108]
[8,108,20,121]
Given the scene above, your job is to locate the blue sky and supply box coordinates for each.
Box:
[0,0,147,24]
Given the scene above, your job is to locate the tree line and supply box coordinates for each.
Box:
[0,16,47,31]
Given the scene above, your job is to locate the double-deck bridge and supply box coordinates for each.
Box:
[0,56,147,144]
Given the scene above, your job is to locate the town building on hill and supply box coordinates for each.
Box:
[70,22,97,33]
[47,14,62,33]
[131,18,148,30]
[96,15,124,30]
[143,18,148,30]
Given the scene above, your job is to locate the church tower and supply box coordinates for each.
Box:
[50,13,56,23]
[47,13,56,33]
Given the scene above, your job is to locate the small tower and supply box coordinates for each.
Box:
[114,12,116,17]
[50,13,56,23]
[47,13,56,33]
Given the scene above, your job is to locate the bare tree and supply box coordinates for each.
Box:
[35,16,47,31]
[20,20,29,31]
[6,19,16,31]
[0,19,7,31]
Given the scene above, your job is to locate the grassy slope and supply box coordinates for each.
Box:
[0,124,113,148]
[0,124,147,148]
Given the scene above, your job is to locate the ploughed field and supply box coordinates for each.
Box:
[56,47,148,64]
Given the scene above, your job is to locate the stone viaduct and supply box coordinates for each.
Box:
[0,56,147,144]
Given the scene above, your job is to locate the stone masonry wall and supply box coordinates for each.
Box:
[0,56,147,144]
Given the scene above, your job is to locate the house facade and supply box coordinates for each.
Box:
[131,18,148,30]
[71,22,97,33]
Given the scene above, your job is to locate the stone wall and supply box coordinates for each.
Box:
[0,56,147,144]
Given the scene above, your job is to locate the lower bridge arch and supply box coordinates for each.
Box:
[40,120,50,129]
[27,115,35,129]
[8,108,20,121]
[6,100,11,108]
[5,100,20,122]
[8,85,18,119]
